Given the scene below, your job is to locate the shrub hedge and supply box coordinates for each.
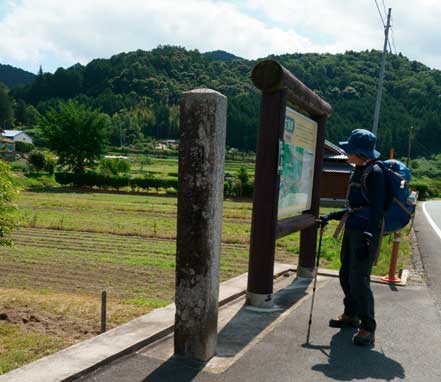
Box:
[55,171,254,198]
[55,172,178,191]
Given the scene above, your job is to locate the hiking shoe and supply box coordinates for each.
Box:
[329,314,360,328]
[352,329,375,346]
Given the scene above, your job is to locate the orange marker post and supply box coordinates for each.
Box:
[381,231,401,283]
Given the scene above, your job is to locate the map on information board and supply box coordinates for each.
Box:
[278,107,318,219]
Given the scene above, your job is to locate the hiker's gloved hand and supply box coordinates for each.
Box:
[319,214,331,227]
[320,211,340,224]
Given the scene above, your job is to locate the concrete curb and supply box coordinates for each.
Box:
[0,263,293,382]
[314,267,409,287]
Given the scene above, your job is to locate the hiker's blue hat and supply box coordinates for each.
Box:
[339,129,380,159]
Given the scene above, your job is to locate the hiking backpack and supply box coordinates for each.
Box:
[361,159,416,233]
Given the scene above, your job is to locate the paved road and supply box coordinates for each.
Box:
[79,279,441,382]
[76,202,441,382]
[414,201,441,310]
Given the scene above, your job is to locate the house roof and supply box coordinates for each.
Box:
[2,130,25,137]
[324,139,346,155]
[324,139,348,162]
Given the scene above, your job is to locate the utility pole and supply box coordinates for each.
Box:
[372,7,392,139]
[406,126,413,167]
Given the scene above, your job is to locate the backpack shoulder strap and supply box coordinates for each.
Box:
[360,161,382,204]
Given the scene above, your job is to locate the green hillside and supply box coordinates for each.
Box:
[10,46,441,157]
[0,64,35,88]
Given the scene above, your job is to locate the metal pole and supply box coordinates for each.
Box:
[305,224,324,344]
[406,126,413,167]
[101,291,107,333]
[372,8,392,139]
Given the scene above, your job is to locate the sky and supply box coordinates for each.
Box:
[0,0,440,74]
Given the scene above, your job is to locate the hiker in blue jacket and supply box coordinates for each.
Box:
[320,129,385,346]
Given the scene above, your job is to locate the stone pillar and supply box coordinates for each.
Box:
[174,89,227,362]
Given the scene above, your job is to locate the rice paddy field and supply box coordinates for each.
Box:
[125,154,255,178]
[0,164,413,374]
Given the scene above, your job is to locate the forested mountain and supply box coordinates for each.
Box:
[204,50,244,62]
[0,64,35,88]
[9,46,441,157]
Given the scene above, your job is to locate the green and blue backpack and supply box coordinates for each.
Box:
[361,159,416,233]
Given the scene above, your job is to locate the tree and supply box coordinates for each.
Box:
[0,161,19,246]
[99,157,130,176]
[15,99,41,127]
[0,83,14,130]
[9,46,441,156]
[28,150,46,172]
[40,101,110,173]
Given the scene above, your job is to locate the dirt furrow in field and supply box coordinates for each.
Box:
[13,227,251,247]
[11,234,248,254]
[7,240,176,257]
[22,204,251,223]
[13,228,248,248]
[0,263,175,297]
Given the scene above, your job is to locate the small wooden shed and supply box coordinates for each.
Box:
[320,140,352,203]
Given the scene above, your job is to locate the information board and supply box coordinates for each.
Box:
[278,106,318,219]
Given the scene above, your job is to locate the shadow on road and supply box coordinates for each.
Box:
[142,277,313,381]
[143,356,206,382]
[306,329,405,381]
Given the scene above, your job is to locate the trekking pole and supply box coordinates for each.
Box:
[305,223,325,345]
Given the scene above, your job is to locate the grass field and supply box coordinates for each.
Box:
[122,154,255,178]
[0,189,413,374]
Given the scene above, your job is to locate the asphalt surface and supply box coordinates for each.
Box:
[414,201,441,310]
[78,280,441,382]
[77,203,441,382]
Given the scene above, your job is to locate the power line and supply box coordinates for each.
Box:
[381,0,388,16]
[390,15,398,54]
[374,0,386,26]
[390,29,397,54]
[388,39,393,54]
[374,0,393,53]
[372,7,392,138]
[380,1,397,55]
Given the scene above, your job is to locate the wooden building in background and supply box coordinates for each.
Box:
[320,140,353,204]
[0,137,15,161]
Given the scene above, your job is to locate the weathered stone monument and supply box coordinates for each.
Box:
[174,89,227,361]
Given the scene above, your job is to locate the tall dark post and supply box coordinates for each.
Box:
[246,90,286,308]
[174,89,227,362]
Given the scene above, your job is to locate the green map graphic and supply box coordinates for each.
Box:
[278,144,304,212]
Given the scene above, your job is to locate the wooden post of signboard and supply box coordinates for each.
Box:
[247,61,332,307]
[246,90,287,308]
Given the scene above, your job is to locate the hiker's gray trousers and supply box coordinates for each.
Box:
[339,228,379,332]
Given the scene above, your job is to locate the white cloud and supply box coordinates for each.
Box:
[0,0,440,72]
[242,0,441,68]
[0,0,316,72]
